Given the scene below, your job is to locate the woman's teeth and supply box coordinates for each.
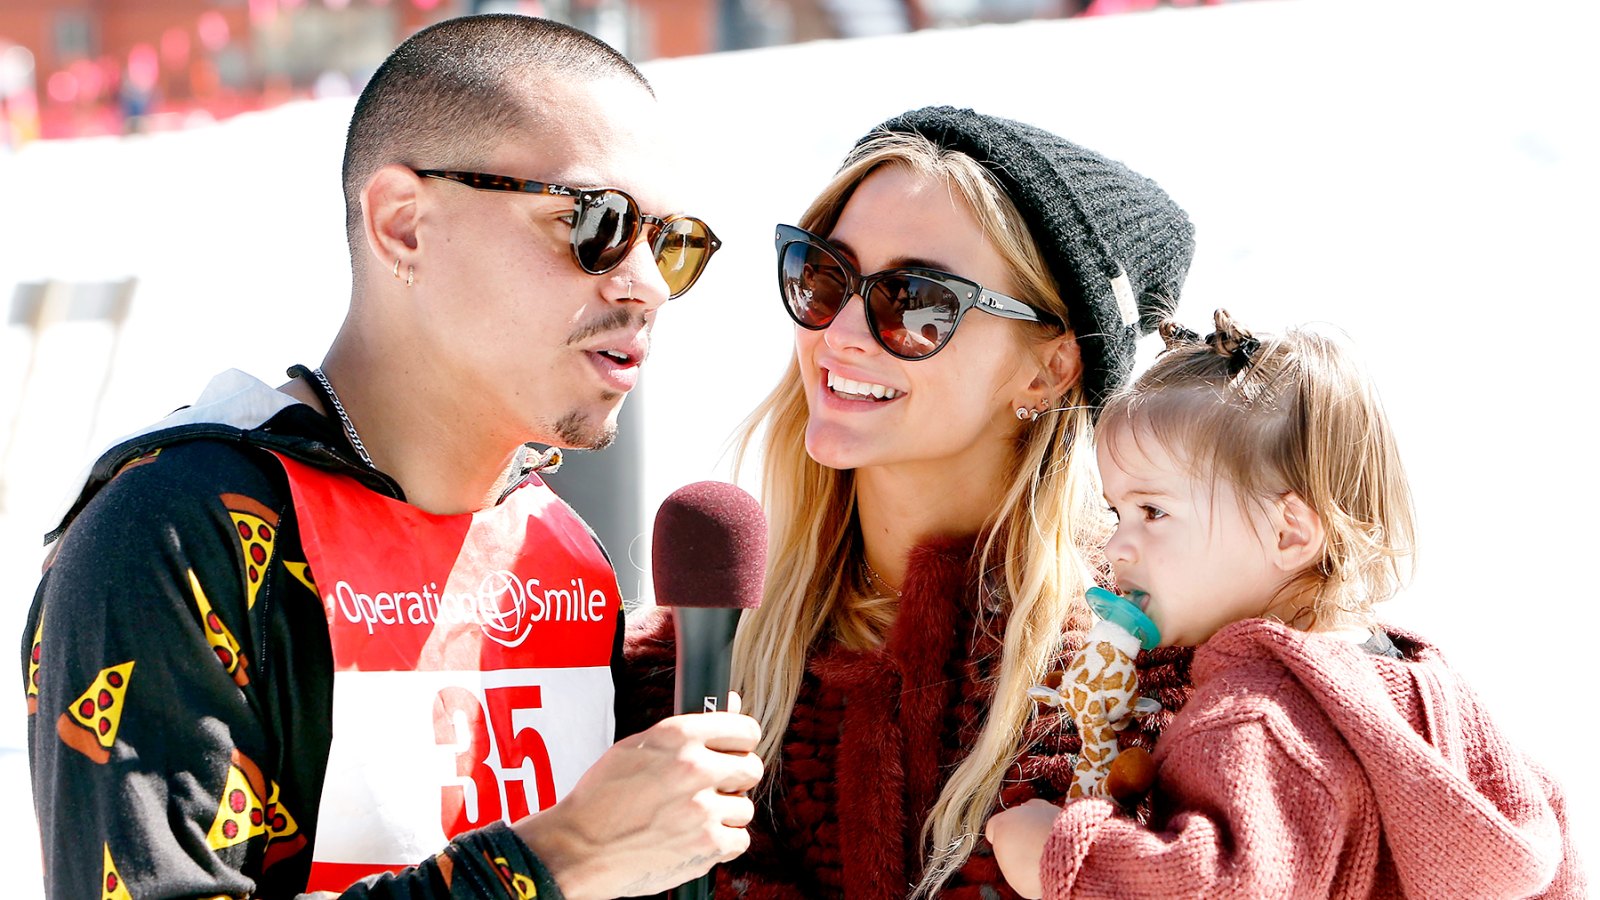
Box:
[827,372,901,400]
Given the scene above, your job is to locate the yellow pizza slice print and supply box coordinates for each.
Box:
[207,750,269,850]
[27,617,42,715]
[283,560,317,595]
[102,843,133,900]
[489,854,538,899]
[261,779,308,871]
[220,493,279,610]
[56,661,135,765]
[114,449,161,478]
[188,569,249,687]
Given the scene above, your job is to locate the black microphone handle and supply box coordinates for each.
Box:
[669,606,742,900]
[671,606,741,716]
[673,872,716,900]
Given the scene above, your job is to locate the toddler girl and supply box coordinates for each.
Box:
[986,310,1582,898]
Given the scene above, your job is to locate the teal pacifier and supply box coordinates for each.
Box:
[1086,586,1161,651]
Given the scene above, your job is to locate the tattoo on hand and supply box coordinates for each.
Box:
[620,853,722,894]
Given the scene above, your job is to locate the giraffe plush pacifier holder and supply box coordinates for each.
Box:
[1030,587,1161,801]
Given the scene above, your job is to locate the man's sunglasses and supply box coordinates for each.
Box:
[415,169,721,299]
[774,224,1060,360]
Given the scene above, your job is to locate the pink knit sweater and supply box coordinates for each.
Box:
[1042,618,1585,898]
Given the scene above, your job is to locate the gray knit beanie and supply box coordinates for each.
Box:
[861,106,1195,410]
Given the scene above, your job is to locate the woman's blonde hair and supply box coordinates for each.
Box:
[730,131,1108,897]
[1099,309,1417,629]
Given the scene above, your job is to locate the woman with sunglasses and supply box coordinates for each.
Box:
[625,106,1195,898]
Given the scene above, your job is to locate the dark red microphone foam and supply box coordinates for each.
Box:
[651,481,766,610]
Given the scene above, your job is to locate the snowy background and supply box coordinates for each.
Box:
[3,0,1596,892]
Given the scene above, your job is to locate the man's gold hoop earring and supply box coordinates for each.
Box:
[392,259,401,279]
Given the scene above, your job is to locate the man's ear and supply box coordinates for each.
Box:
[1271,491,1325,573]
[361,164,423,273]
[1029,332,1083,402]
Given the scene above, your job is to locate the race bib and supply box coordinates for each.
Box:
[272,455,619,891]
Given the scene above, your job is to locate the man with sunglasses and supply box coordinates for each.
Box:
[24,14,754,900]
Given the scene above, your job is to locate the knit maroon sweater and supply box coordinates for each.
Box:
[618,536,1193,899]
[1042,618,1587,898]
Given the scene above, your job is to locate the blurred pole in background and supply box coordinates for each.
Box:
[539,385,649,613]
[718,0,765,50]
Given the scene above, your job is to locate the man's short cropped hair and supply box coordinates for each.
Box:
[340,14,652,259]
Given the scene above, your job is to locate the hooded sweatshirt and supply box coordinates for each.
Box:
[1042,617,1584,898]
[23,368,599,899]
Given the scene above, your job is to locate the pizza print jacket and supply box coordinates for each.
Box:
[21,383,617,900]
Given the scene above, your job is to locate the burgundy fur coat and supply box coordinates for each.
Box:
[618,536,1194,899]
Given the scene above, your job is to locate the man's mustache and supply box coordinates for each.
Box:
[566,307,649,347]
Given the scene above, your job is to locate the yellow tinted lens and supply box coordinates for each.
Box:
[656,217,716,297]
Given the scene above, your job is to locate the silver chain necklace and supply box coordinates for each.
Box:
[310,367,374,468]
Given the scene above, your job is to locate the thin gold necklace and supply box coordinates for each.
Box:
[862,559,903,599]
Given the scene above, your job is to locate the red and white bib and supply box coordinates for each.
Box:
[274,455,619,892]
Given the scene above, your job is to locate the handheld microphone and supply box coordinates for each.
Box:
[651,481,766,900]
[652,481,766,715]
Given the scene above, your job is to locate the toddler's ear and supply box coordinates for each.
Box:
[1272,491,1325,573]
